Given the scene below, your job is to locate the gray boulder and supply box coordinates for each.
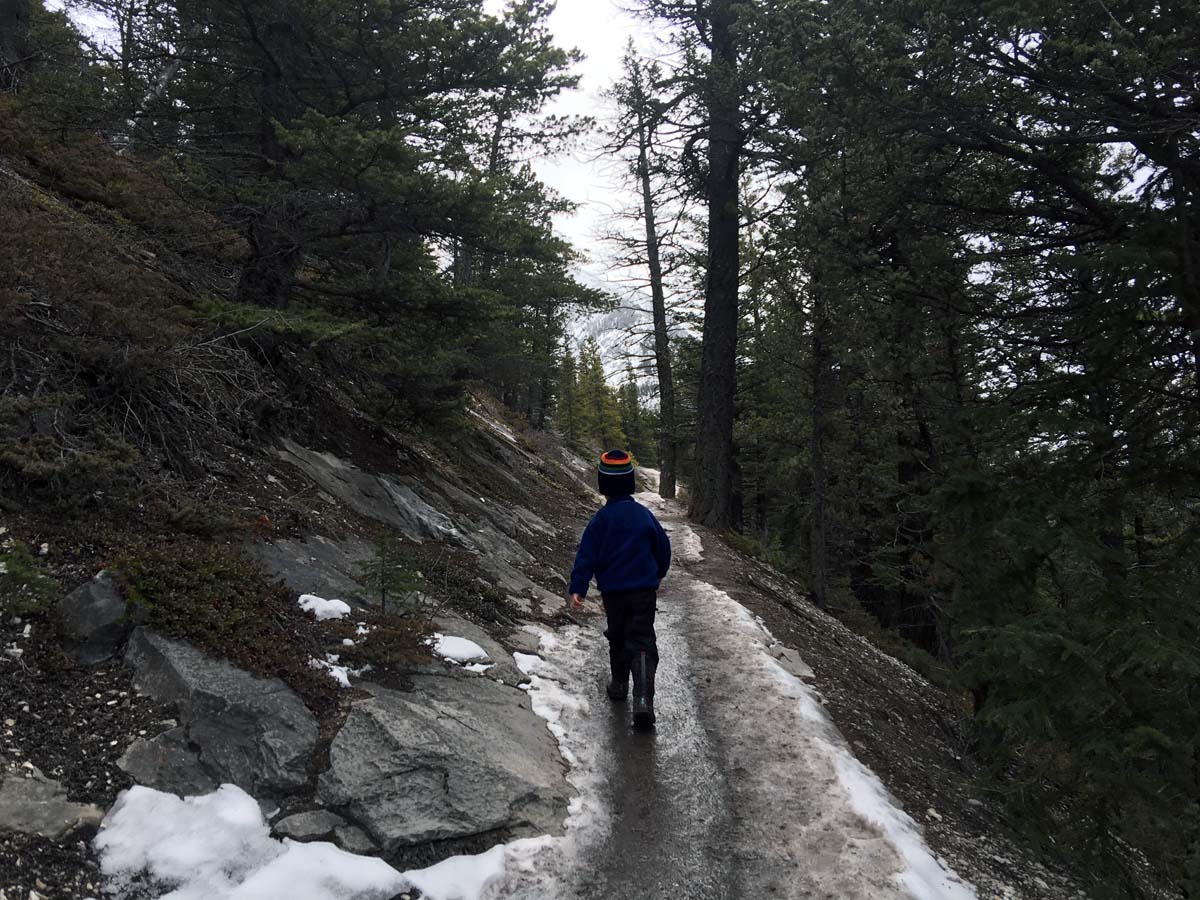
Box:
[248,534,373,608]
[57,572,145,665]
[335,823,378,854]
[0,764,103,839]
[277,441,466,546]
[273,809,347,841]
[318,677,569,854]
[118,727,218,797]
[123,630,317,799]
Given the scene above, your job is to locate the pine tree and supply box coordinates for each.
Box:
[357,535,423,616]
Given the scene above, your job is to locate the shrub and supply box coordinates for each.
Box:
[0,533,57,618]
[112,541,336,711]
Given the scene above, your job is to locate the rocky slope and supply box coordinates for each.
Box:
[0,130,1173,900]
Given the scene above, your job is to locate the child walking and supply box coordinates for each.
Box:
[569,449,672,728]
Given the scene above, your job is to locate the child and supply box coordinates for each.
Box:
[569,449,671,728]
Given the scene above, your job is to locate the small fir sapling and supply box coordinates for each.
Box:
[357,535,423,615]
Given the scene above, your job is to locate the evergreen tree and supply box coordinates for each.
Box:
[606,43,679,496]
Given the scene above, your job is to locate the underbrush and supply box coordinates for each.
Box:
[0,532,57,618]
[0,97,244,261]
[829,596,961,694]
[112,540,338,714]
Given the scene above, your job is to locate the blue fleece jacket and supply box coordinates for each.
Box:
[569,495,672,597]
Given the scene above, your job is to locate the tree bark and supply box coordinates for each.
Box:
[690,0,741,529]
[235,5,304,308]
[808,285,831,609]
[0,0,30,92]
[636,108,678,499]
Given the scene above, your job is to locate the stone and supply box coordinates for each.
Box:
[431,614,523,685]
[427,473,555,541]
[273,809,347,841]
[0,765,103,839]
[334,824,377,854]
[117,727,218,797]
[277,441,466,546]
[318,677,569,854]
[505,627,542,656]
[771,645,815,681]
[56,572,146,666]
[248,535,373,608]
[124,629,318,799]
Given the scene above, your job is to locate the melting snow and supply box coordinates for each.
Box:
[298,594,352,621]
[95,784,403,900]
[308,653,366,688]
[431,634,489,662]
[95,784,560,900]
[689,580,977,900]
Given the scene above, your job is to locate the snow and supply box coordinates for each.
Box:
[431,634,489,662]
[688,580,977,900]
[309,653,365,688]
[635,489,703,563]
[298,594,352,621]
[402,837,555,900]
[463,662,494,674]
[494,628,613,894]
[95,784,404,900]
[95,784,563,900]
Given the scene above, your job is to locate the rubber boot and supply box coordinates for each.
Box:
[630,650,656,729]
[607,649,629,702]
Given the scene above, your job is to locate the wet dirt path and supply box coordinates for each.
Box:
[573,580,734,899]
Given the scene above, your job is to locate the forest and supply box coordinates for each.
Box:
[1,0,1197,895]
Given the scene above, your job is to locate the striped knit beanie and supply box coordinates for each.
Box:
[597,449,636,497]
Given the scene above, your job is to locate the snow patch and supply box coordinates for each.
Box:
[430,634,489,663]
[496,627,613,894]
[298,594,352,621]
[309,653,366,688]
[402,836,555,900]
[95,784,404,899]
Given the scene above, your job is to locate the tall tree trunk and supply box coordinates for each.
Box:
[0,0,30,92]
[235,7,303,308]
[808,285,831,609]
[636,111,678,499]
[690,0,741,529]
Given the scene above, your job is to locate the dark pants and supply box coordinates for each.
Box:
[602,588,659,670]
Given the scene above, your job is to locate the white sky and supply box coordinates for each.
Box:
[525,0,665,291]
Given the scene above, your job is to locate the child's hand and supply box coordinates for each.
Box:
[570,593,585,611]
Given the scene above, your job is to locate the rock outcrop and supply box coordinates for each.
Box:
[121,630,317,800]
[56,572,145,666]
[0,764,104,839]
[249,534,373,609]
[318,677,569,855]
[277,441,467,546]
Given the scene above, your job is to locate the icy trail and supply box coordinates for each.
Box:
[485,490,977,900]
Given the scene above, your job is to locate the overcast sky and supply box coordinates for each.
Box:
[525,0,664,292]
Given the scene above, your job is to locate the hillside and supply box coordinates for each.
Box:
[0,118,1181,900]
